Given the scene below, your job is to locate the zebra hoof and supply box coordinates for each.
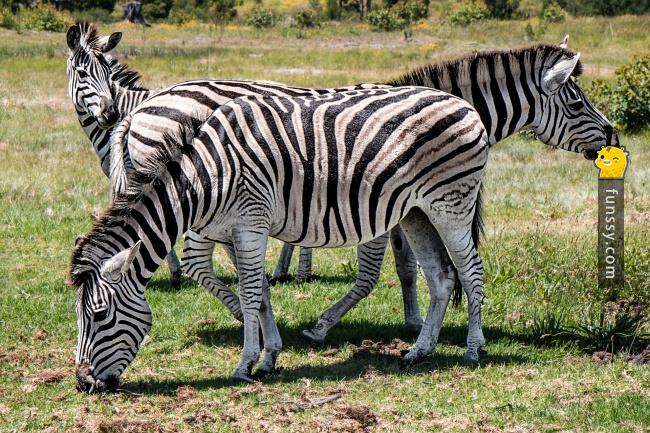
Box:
[462,350,480,363]
[230,374,255,386]
[268,274,292,286]
[398,352,424,370]
[170,271,183,290]
[301,329,325,346]
[296,274,319,284]
[251,367,276,381]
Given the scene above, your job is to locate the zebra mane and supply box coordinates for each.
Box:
[69,119,202,287]
[75,21,102,52]
[388,44,583,88]
[107,57,147,91]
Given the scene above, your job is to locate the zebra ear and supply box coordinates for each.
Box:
[542,52,581,93]
[559,34,569,49]
[100,32,122,53]
[66,24,81,50]
[100,241,142,281]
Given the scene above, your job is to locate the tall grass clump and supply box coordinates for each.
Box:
[2,3,73,32]
[247,7,278,28]
[367,9,406,31]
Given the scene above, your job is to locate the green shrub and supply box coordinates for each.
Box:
[19,4,72,32]
[208,0,237,25]
[292,8,318,28]
[0,7,18,30]
[540,1,567,22]
[485,0,519,18]
[394,0,429,23]
[443,2,489,26]
[367,8,406,31]
[247,7,278,28]
[143,0,173,20]
[57,0,116,12]
[71,7,118,23]
[585,55,650,132]
[326,0,340,20]
[552,0,650,16]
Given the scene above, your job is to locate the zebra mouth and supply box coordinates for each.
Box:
[582,149,599,160]
[76,363,119,393]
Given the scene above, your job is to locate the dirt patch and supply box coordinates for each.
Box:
[350,339,410,358]
[183,409,216,425]
[96,418,156,433]
[175,385,198,400]
[32,368,70,383]
[311,405,379,433]
[321,348,339,357]
[31,329,48,340]
[627,345,650,364]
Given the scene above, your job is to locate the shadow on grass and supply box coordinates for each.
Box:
[122,320,539,395]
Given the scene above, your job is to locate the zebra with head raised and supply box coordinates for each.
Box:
[71,85,491,390]
[301,39,619,350]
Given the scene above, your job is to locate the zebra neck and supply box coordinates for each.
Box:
[113,86,153,114]
[112,167,198,281]
[390,63,538,146]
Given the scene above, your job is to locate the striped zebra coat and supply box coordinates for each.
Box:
[71,86,490,390]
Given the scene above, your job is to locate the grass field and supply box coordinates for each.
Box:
[1,15,649,433]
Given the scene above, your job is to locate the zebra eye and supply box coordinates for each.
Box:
[93,309,108,322]
[568,99,582,111]
[76,68,89,79]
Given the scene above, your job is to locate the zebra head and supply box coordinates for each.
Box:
[533,41,618,160]
[71,240,152,393]
[66,23,122,129]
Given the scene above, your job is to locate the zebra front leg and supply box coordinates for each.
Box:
[271,243,295,284]
[296,247,315,283]
[398,209,456,365]
[302,233,389,344]
[253,280,283,379]
[166,249,182,289]
[390,226,423,333]
[231,224,271,384]
[181,232,243,321]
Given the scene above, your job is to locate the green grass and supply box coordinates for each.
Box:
[1,15,650,433]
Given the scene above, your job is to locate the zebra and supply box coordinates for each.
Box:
[300,37,620,345]
[71,85,491,390]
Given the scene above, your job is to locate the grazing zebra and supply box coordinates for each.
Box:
[300,38,619,345]
[71,85,491,390]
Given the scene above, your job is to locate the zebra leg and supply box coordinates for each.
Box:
[166,250,182,289]
[390,226,423,333]
[302,233,389,344]
[431,220,485,363]
[398,209,456,365]
[271,243,295,284]
[180,232,243,322]
[296,247,315,283]
[253,279,283,379]
[231,224,271,384]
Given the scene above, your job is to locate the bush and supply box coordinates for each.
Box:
[443,2,489,26]
[292,8,318,28]
[142,0,173,20]
[367,8,406,31]
[540,1,567,22]
[485,0,519,18]
[394,0,429,23]
[57,0,117,12]
[247,7,277,28]
[208,0,237,25]
[585,55,650,132]
[0,7,18,30]
[326,0,340,20]
[20,3,72,32]
[552,0,650,16]
[71,7,117,23]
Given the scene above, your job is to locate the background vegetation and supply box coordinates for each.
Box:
[0,8,649,433]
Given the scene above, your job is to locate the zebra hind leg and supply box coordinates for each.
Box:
[295,247,316,283]
[166,249,182,289]
[270,243,295,284]
[252,278,283,379]
[398,209,456,366]
[231,224,273,384]
[180,233,243,322]
[390,226,423,333]
[302,233,389,344]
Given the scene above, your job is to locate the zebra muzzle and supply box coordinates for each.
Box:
[75,362,118,393]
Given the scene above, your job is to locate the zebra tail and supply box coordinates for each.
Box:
[109,113,133,198]
[451,183,485,306]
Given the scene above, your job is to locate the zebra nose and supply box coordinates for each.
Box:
[75,362,96,393]
[605,125,619,148]
[98,96,118,124]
